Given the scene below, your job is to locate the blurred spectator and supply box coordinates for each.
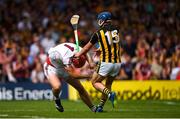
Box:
[170,60,180,80]
[17,12,32,31]
[12,54,30,82]
[40,31,55,53]
[151,53,163,79]
[134,57,152,80]
[0,0,179,82]
[31,58,46,83]
[151,37,163,55]
[172,45,180,67]
[0,41,16,83]
[161,59,172,80]
[159,49,167,65]
[135,38,150,61]
[118,54,134,80]
[163,37,174,58]
[29,34,40,58]
[122,35,136,57]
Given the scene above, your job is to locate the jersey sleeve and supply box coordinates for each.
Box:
[90,32,98,44]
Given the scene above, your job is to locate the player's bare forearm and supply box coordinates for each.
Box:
[75,42,93,57]
[65,65,91,79]
[86,53,95,69]
[74,73,91,79]
[69,70,91,79]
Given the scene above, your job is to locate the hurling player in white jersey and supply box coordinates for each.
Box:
[43,43,97,112]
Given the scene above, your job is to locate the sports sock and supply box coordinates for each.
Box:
[52,89,61,100]
[102,87,111,96]
[98,99,106,107]
[54,96,60,100]
[53,93,60,100]
[90,105,97,112]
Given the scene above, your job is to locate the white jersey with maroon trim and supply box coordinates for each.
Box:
[44,43,82,80]
[47,43,81,68]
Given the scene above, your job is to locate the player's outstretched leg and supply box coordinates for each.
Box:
[47,73,64,112]
[96,91,116,112]
[97,77,114,112]
[66,77,97,112]
[96,92,116,112]
[55,98,64,112]
[96,98,107,112]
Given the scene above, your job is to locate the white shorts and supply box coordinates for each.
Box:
[43,62,70,80]
[96,62,122,77]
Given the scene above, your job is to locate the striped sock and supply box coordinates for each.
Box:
[103,88,110,96]
[90,105,97,112]
[98,99,106,107]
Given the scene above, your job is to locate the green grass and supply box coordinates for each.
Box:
[0,100,180,118]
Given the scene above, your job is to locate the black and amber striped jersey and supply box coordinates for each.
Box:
[90,23,121,63]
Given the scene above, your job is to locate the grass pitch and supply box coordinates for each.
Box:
[0,100,180,118]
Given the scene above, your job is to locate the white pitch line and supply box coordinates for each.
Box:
[1,108,178,112]
[119,108,179,112]
[144,100,179,106]
[163,101,177,105]
[0,114,9,117]
[0,109,35,112]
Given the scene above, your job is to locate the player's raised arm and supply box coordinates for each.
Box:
[74,42,94,58]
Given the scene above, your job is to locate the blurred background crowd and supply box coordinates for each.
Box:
[0,0,179,83]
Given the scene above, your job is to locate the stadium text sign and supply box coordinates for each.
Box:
[0,87,52,100]
[0,83,53,100]
[0,82,68,100]
[68,81,180,100]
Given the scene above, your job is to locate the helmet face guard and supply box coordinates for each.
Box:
[97,12,112,26]
[97,19,105,26]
